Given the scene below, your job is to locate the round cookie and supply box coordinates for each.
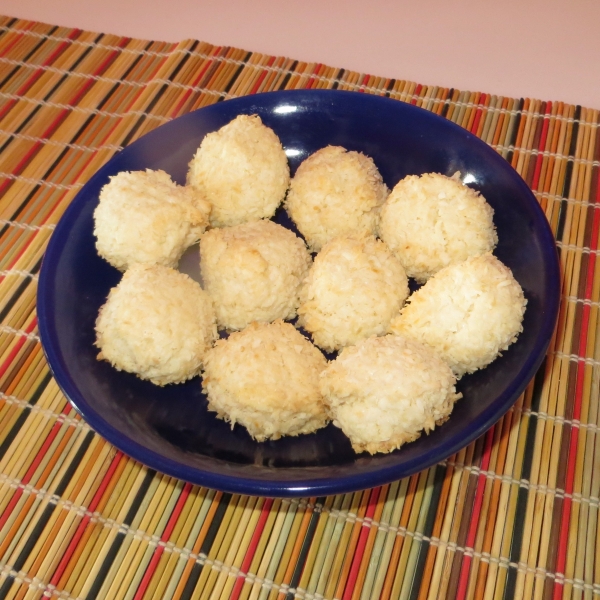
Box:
[200,220,311,330]
[187,114,289,227]
[95,264,217,385]
[94,169,211,271]
[284,146,389,251]
[320,335,460,454]
[297,234,409,352]
[390,253,527,377]
[202,320,329,441]
[379,172,497,282]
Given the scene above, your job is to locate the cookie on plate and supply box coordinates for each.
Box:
[94,169,210,271]
[187,114,289,227]
[95,264,217,385]
[284,146,388,251]
[379,172,497,282]
[391,253,527,377]
[200,220,311,330]
[297,234,408,352]
[320,334,460,454]
[202,320,328,441]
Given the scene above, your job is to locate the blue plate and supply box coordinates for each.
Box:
[37,90,560,497]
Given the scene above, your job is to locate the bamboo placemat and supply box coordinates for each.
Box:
[0,14,598,600]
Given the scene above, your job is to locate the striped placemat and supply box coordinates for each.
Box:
[0,14,598,600]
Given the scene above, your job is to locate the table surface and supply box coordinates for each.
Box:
[0,0,599,110]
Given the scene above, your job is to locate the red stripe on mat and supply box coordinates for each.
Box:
[470,103,484,135]
[455,425,495,600]
[342,486,382,600]
[49,451,125,586]
[250,56,275,95]
[0,27,81,122]
[133,482,193,600]
[305,64,323,90]
[531,103,552,191]
[230,497,274,600]
[21,417,64,482]
[411,84,423,105]
[0,20,36,58]
[168,48,222,119]
[0,317,37,377]
[553,169,600,599]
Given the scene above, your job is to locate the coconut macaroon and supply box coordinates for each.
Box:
[95,264,217,385]
[284,146,389,252]
[200,220,311,330]
[202,320,329,441]
[379,172,497,282]
[187,114,289,227]
[297,235,409,352]
[94,169,211,271]
[391,253,527,377]
[320,335,460,454]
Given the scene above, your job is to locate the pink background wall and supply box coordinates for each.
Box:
[0,0,598,109]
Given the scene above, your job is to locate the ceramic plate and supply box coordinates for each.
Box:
[37,90,560,497]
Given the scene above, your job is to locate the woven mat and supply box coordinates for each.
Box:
[0,14,598,600]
